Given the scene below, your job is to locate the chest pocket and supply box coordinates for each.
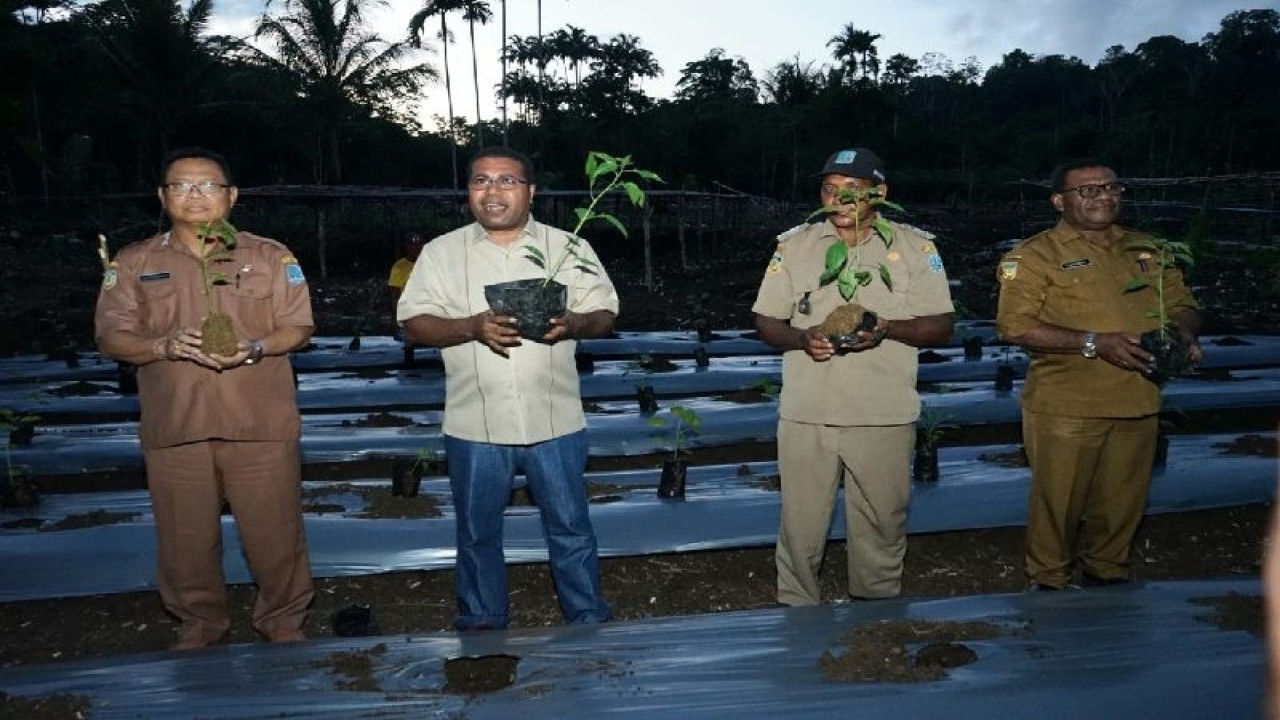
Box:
[138,277,179,334]
[789,278,846,328]
[1042,264,1118,324]
[227,270,273,299]
[223,270,275,337]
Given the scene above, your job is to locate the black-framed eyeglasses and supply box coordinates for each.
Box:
[162,181,232,196]
[1059,181,1126,199]
[468,175,529,189]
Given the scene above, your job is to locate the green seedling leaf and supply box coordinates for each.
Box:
[1124,279,1149,293]
[599,213,629,238]
[820,242,849,286]
[838,277,857,301]
[592,157,619,182]
[873,217,896,248]
[878,263,893,291]
[622,181,645,207]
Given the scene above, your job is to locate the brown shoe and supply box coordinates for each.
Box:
[267,629,306,644]
[171,629,227,651]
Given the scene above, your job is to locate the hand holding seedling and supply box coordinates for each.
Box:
[156,327,222,370]
[800,328,836,361]
[471,310,522,357]
[1094,332,1154,373]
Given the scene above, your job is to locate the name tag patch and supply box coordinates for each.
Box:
[139,271,171,282]
[1061,259,1091,271]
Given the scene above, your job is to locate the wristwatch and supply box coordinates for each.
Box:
[243,340,266,365]
[1080,331,1098,359]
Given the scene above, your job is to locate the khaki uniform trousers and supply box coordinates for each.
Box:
[144,439,314,645]
[775,420,914,605]
[1023,409,1157,588]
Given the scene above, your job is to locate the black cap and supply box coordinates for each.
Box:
[815,148,886,183]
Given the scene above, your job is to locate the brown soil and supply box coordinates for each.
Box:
[819,619,1005,682]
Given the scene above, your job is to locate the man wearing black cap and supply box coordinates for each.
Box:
[752,147,955,606]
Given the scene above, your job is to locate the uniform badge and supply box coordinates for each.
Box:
[887,251,901,262]
[1000,261,1019,281]
[286,262,306,285]
[102,265,118,291]
[920,242,936,254]
[766,244,785,274]
[1136,251,1153,272]
[929,254,945,274]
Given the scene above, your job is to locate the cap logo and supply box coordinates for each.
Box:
[835,150,857,164]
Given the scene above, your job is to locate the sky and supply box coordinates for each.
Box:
[210,0,1268,131]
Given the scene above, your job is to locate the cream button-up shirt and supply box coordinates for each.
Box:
[397,218,619,445]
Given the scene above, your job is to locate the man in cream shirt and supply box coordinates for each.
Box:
[398,146,616,630]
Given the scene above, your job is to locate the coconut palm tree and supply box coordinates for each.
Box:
[460,0,491,147]
[255,0,435,183]
[499,0,507,143]
[409,0,467,187]
[78,0,223,169]
[827,23,881,84]
[549,24,599,90]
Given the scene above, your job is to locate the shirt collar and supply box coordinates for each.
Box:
[1048,219,1125,247]
[468,217,541,247]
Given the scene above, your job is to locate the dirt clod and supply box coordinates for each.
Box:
[443,654,520,695]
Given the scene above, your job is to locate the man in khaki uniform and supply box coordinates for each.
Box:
[996,158,1201,590]
[753,148,955,605]
[95,147,314,649]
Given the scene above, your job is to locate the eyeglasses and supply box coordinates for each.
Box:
[1059,181,1126,199]
[163,181,232,196]
[468,175,529,189]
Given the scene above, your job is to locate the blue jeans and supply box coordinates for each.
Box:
[445,430,612,630]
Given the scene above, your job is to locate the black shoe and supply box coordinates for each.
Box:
[1028,583,1063,592]
[1081,573,1130,588]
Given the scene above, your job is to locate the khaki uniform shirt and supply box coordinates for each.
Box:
[94,232,313,450]
[752,219,955,426]
[397,218,619,445]
[995,220,1199,417]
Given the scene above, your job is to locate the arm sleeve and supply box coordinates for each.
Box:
[397,244,454,322]
[995,250,1047,340]
[567,238,619,315]
[94,253,144,343]
[750,245,795,320]
[270,245,315,328]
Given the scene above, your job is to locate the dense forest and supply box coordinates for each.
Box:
[2,1,1279,203]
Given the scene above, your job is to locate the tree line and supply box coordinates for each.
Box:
[2,1,1278,204]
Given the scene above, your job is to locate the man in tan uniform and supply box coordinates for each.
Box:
[996,158,1201,590]
[753,148,955,605]
[95,147,314,649]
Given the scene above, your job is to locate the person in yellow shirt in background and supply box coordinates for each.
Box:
[388,233,426,362]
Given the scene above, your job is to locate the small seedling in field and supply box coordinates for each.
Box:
[647,405,703,462]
